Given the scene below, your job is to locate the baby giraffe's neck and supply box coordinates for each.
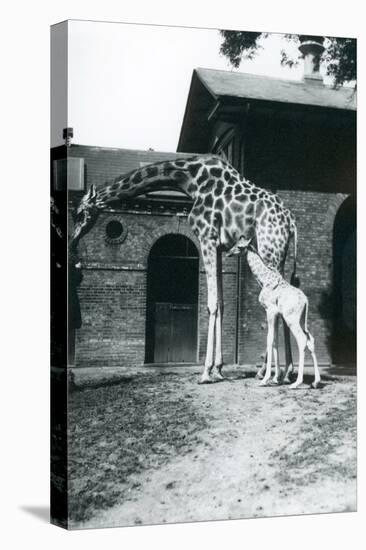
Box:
[246,249,282,289]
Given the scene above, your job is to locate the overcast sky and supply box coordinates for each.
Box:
[63,20,326,152]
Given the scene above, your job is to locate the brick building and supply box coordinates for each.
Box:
[53,50,356,369]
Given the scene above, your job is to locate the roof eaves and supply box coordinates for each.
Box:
[178,69,217,152]
[195,67,219,101]
[177,72,197,152]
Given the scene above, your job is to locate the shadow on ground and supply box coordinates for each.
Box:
[20,506,50,523]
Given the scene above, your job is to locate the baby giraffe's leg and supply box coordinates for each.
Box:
[256,317,279,381]
[287,319,307,389]
[272,316,282,384]
[306,332,321,388]
[260,311,276,386]
[282,319,294,384]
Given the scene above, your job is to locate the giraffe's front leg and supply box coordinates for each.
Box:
[200,308,217,383]
[212,304,224,380]
[212,251,225,380]
[199,241,219,384]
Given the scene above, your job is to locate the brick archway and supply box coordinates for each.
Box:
[324,193,350,235]
[331,195,356,364]
[145,233,200,364]
[140,221,201,269]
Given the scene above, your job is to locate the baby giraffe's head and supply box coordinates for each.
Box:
[226,236,253,257]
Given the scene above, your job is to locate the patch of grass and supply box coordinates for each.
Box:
[68,374,208,523]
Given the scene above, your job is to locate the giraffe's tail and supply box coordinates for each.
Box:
[303,299,311,339]
[290,220,300,288]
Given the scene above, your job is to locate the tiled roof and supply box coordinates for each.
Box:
[195,67,356,111]
[68,145,194,198]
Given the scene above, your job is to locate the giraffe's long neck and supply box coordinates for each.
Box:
[246,248,283,289]
[95,156,204,206]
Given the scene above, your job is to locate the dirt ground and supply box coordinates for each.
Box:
[68,365,357,529]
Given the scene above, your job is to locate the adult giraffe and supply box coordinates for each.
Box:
[70,154,298,383]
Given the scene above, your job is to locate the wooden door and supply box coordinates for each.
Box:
[154,302,197,363]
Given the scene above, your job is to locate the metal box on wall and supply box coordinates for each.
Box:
[53,157,85,192]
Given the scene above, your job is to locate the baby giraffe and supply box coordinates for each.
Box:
[230,237,321,389]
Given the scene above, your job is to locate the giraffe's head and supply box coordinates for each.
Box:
[70,184,102,250]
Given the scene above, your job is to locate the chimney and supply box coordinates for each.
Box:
[63,127,74,147]
[298,35,325,84]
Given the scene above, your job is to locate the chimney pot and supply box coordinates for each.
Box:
[63,127,74,147]
[299,35,325,84]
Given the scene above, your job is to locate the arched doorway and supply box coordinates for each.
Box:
[332,196,356,364]
[145,234,199,363]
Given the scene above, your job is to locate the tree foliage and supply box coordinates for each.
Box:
[219,31,356,87]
